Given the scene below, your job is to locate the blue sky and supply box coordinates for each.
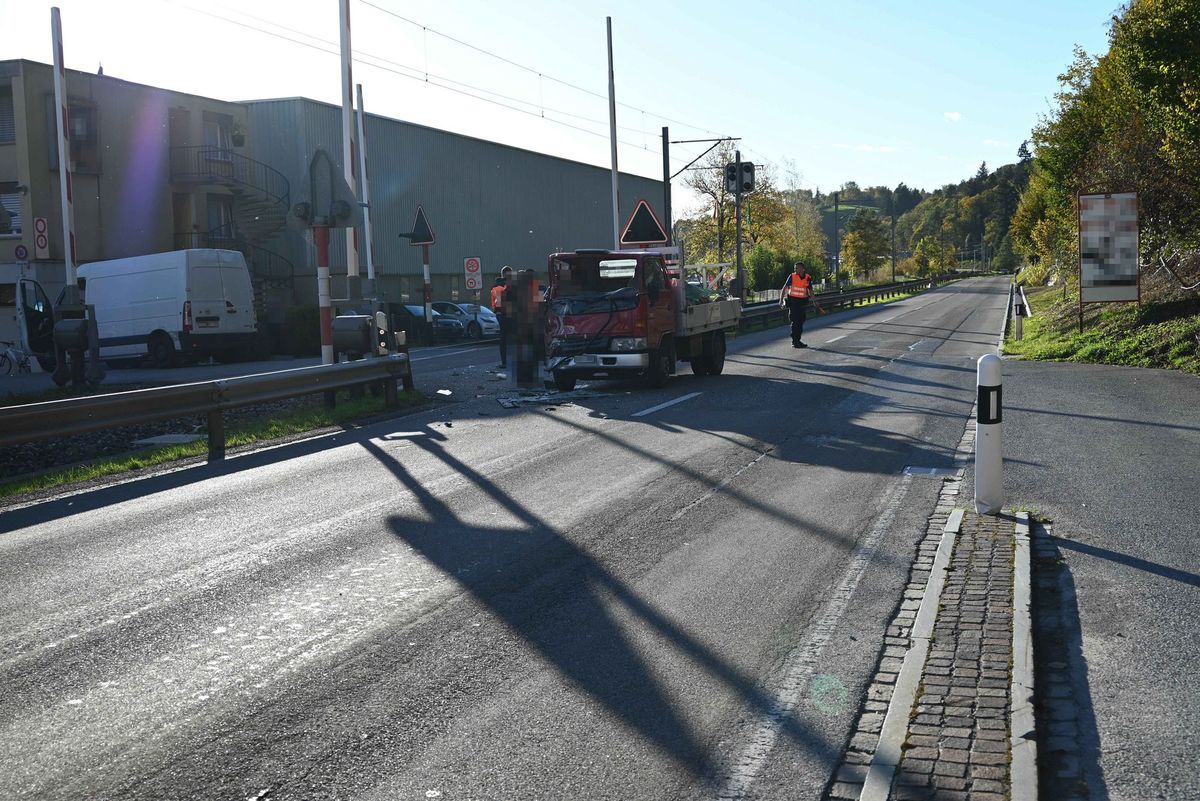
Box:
[3,0,1115,213]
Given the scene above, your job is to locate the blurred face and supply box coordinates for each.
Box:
[502,269,513,283]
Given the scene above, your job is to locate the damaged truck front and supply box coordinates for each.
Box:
[544,249,740,392]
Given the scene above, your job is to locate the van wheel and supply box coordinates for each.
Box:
[467,321,482,340]
[553,373,577,392]
[149,333,176,368]
[708,330,727,375]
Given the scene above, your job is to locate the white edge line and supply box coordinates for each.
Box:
[631,391,703,418]
[411,347,480,362]
[860,507,962,801]
[716,474,914,800]
[1011,511,1038,801]
[827,335,847,343]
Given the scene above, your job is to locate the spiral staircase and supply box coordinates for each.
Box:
[171,146,294,350]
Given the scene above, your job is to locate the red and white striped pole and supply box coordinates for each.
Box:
[339,0,359,290]
[315,226,334,365]
[50,7,77,290]
[355,83,375,284]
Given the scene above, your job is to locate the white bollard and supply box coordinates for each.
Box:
[975,353,1003,514]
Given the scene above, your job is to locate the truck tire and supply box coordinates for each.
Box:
[708,330,727,375]
[553,372,577,392]
[690,353,711,376]
[149,332,176,369]
[647,337,674,389]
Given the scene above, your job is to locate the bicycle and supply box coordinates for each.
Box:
[0,341,33,376]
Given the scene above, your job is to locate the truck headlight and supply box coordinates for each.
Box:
[610,337,647,352]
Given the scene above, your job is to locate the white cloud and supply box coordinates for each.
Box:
[944,111,962,123]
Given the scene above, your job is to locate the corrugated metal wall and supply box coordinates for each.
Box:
[247,98,665,305]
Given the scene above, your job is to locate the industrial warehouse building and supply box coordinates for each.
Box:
[1,59,664,350]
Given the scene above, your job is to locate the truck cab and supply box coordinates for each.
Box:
[544,249,739,391]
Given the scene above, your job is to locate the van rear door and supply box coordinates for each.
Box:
[216,250,257,333]
[188,251,227,332]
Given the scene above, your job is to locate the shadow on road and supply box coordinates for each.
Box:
[1031,522,1110,801]
[369,433,841,786]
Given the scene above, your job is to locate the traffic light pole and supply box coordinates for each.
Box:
[735,150,744,301]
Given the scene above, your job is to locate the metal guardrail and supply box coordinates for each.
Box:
[738,276,951,330]
[0,355,412,462]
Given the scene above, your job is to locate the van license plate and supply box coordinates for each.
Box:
[198,321,219,328]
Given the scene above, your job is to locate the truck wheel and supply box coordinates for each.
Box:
[149,332,176,369]
[553,373,577,392]
[690,354,711,376]
[647,337,674,388]
[708,330,727,375]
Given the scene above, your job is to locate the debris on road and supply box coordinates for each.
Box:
[436,389,453,396]
[497,386,602,409]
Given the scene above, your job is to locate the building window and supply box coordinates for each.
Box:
[45,96,101,173]
[202,112,233,162]
[0,185,21,238]
[0,86,15,145]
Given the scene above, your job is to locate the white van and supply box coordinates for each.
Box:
[78,249,257,367]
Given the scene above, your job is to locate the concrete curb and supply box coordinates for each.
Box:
[859,509,964,801]
[1010,512,1038,801]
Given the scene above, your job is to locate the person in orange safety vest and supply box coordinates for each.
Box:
[779,263,816,348]
[491,265,513,368]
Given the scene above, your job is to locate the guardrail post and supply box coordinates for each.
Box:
[396,330,414,392]
[207,410,225,461]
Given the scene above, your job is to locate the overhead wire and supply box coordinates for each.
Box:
[356,0,729,140]
[165,0,698,167]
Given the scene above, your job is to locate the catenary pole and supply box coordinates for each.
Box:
[606,17,620,249]
[355,84,375,283]
[339,0,360,289]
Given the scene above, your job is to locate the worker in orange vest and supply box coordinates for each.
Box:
[779,263,816,348]
[491,265,513,368]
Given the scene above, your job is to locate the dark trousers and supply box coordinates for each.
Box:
[497,315,510,366]
[787,298,809,343]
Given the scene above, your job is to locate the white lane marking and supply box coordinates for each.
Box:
[826,335,847,343]
[714,473,915,800]
[411,348,480,362]
[631,391,703,418]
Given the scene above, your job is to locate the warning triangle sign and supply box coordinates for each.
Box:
[406,205,436,246]
[620,199,669,246]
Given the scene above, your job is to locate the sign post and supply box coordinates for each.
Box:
[1078,191,1139,331]
[464,256,482,297]
[401,205,436,323]
[619,199,669,248]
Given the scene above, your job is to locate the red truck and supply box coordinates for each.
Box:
[543,248,741,391]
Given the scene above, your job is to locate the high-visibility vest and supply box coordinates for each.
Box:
[491,284,506,312]
[787,272,812,299]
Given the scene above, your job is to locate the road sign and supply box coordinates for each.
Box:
[406,205,436,246]
[1079,192,1138,303]
[34,217,49,259]
[14,245,29,261]
[464,256,482,291]
[619,199,669,246]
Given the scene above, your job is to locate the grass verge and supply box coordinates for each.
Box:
[1005,285,1200,373]
[0,389,427,499]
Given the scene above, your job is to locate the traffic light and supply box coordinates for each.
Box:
[725,163,738,194]
[725,162,756,194]
[740,162,756,193]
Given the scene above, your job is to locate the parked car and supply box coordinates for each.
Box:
[388,303,465,344]
[432,301,500,340]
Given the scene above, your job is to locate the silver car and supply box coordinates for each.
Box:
[432,302,501,340]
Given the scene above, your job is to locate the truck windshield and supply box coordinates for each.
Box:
[551,257,641,314]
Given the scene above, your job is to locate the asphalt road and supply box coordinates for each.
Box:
[996,360,1200,801]
[0,277,1010,800]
